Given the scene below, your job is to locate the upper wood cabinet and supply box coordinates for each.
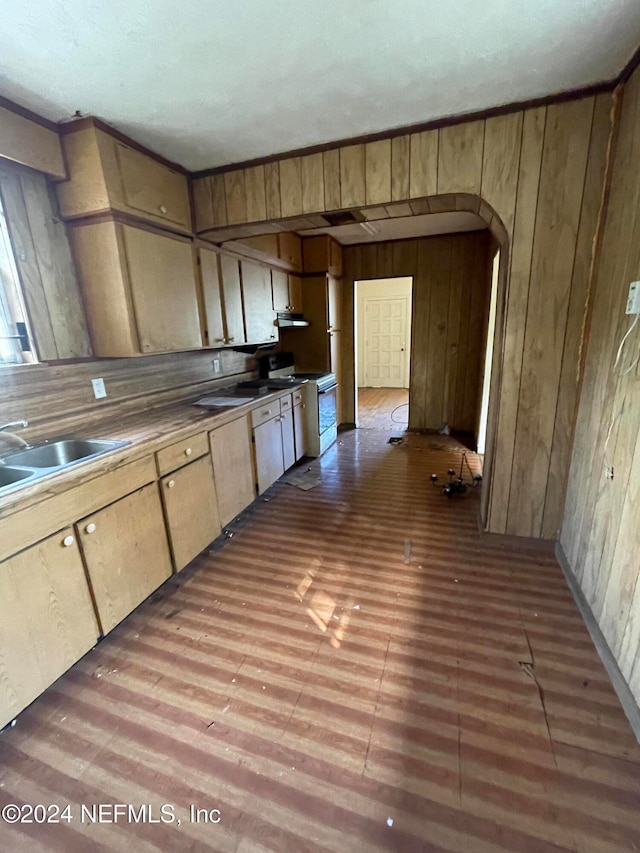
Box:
[218,253,246,345]
[199,247,228,346]
[272,270,303,313]
[302,235,343,276]
[57,123,192,234]
[280,274,342,373]
[277,232,302,271]
[241,260,278,344]
[70,219,202,356]
[0,528,99,729]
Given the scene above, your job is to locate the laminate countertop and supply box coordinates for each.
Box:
[0,383,305,520]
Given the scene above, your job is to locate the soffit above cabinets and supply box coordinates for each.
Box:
[298,211,487,245]
[0,0,639,171]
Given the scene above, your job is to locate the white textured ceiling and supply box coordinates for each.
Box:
[1,1,639,171]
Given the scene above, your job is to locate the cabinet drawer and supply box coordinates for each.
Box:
[292,389,304,407]
[251,402,280,429]
[156,432,209,475]
[279,394,292,413]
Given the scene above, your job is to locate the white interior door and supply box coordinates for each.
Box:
[364,297,408,387]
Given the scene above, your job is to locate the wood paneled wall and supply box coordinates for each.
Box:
[345,232,491,434]
[0,349,256,445]
[197,95,615,539]
[560,69,640,710]
[0,162,91,360]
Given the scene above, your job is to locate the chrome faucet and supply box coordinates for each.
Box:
[0,420,30,450]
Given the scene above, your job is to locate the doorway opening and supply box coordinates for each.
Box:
[354,276,413,430]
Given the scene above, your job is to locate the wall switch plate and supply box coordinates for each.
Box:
[605,466,614,481]
[92,377,107,399]
[626,281,640,315]
[213,358,221,374]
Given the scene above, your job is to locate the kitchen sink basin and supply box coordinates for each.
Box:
[4,438,127,469]
[0,466,33,487]
[0,437,130,495]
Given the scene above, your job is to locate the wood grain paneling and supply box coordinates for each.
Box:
[365,140,391,205]
[244,164,267,222]
[301,153,324,214]
[211,173,228,226]
[391,135,410,201]
[0,348,257,446]
[345,232,491,433]
[409,130,438,198]
[323,149,341,210]
[264,161,281,220]
[0,163,91,360]
[0,103,65,179]
[224,170,247,224]
[507,97,595,537]
[340,145,366,208]
[561,66,640,714]
[279,157,303,218]
[437,120,485,195]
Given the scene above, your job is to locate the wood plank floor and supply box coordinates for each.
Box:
[358,387,409,430]
[1,430,639,852]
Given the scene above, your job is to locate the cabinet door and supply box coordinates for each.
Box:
[0,529,99,729]
[253,416,285,494]
[78,483,172,634]
[161,456,221,572]
[271,269,289,311]
[280,409,296,471]
[288,275,303,313]
[278,232,302,271]
[328,275,342,331]
[199,248,226,346]
[219,254,246,344]
[293,402,307,461]
[122,225,202,353]
[242,260,278,344]
[329,240,343,276]
[209,417,255,525]
[115,142,191,231]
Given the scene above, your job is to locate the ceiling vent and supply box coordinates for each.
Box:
[323,210,366,227]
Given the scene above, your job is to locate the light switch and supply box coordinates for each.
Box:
[92,377,107,399]
[213,358,221,374]
[626,281,640,315]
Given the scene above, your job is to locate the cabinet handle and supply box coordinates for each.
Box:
[214,337,225,343]
[62,535,75,548]
[184,447,192,457]
[270,334,275,339]
[227,337,235,343]
[159,204,167,214]
[85,523,96,535]
[167,479,176,489]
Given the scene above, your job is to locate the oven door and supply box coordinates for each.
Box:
[318,384,338,434]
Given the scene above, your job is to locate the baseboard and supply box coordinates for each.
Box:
[555,542,640,745]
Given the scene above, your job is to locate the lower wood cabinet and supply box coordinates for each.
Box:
[252,396,296,494]
[160,455,221,571]
[0,528,99,729]
[78,483,173,634]
[293,396,307,461]
[209,417,255,526]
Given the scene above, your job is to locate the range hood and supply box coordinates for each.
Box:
[275,311,310,328]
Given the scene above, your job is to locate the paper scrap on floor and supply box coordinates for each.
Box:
[194,396,255,408]
[282,468,322,490]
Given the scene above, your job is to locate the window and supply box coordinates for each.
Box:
[0,193,35,365]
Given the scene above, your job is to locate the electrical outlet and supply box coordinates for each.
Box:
[626,281,640,315]
[213,358,221,374]
[91,377,107,399]
[605,466,614,481]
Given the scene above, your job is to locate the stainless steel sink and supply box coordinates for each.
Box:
[5,439,126,468]
[0,466,34,487]
[0,437,130,495]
